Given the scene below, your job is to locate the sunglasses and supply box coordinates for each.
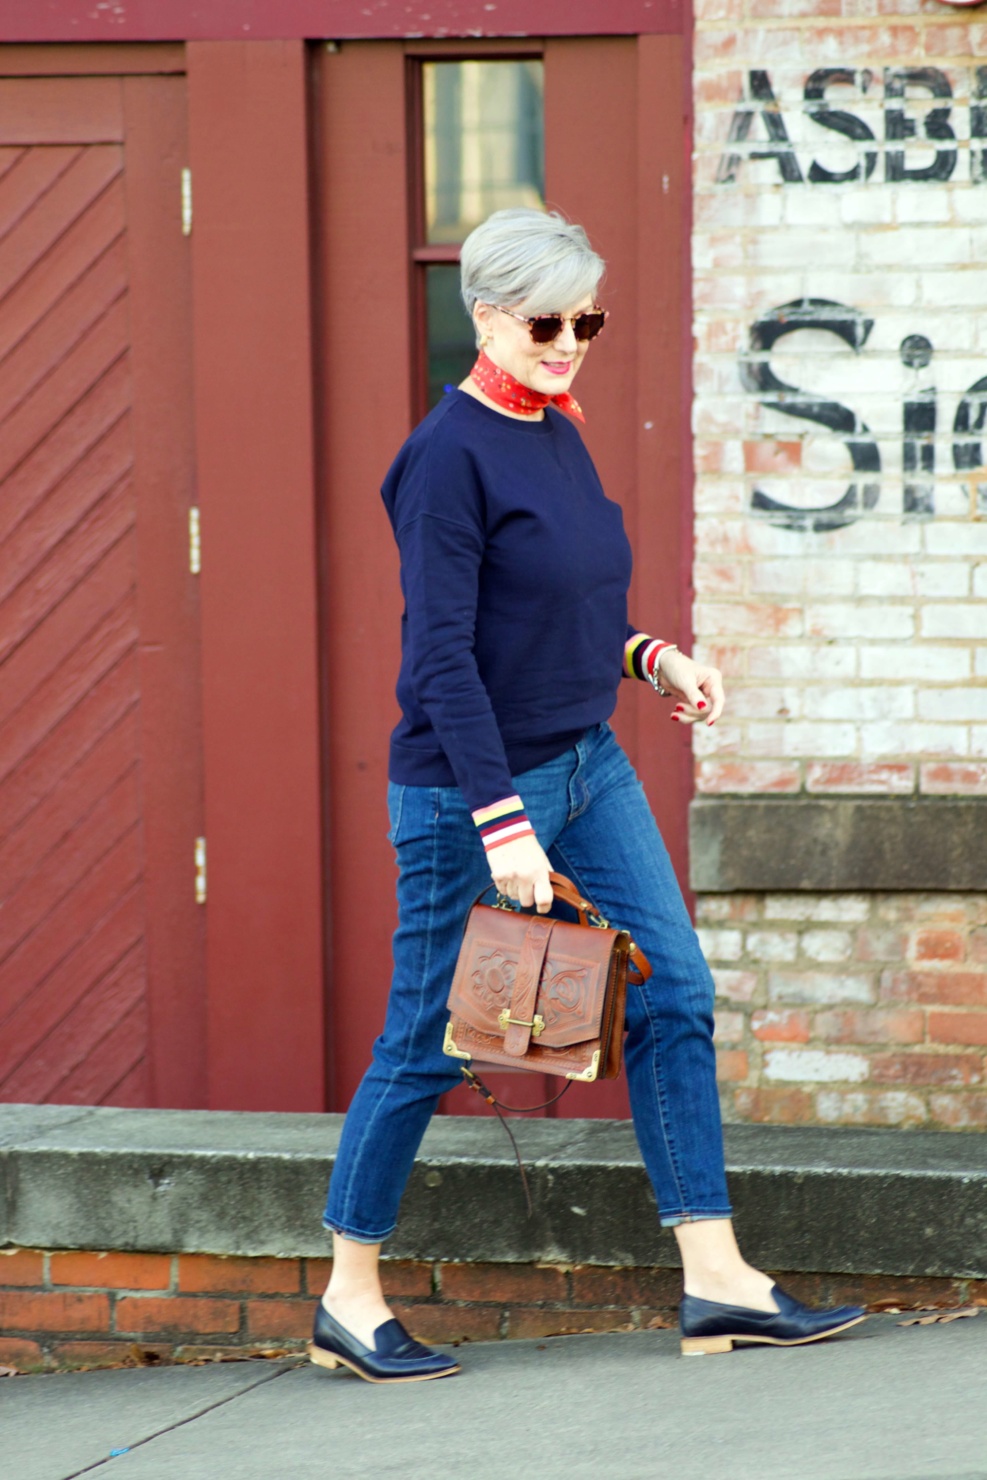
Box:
[495,304,608,345]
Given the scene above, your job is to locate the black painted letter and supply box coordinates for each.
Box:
[885,68,957,183]
[740,299,881,533]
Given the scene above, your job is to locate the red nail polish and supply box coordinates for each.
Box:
[697,701,707,710]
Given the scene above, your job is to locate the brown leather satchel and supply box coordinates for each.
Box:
[444,872,652,1086]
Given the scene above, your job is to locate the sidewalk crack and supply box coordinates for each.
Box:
[55,1361,302,1479]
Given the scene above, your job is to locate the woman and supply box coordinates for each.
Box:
[310,208,865,1383]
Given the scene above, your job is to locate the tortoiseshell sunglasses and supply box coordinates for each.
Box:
[495,305,609,345]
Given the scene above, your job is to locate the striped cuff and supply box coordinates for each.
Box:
[624,632,672,682]
[472,795,535,853]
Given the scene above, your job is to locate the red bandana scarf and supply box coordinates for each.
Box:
[469,351,585,423]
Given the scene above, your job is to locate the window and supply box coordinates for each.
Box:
[412,58,545,414]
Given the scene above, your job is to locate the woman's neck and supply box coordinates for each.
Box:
[457,376,546,422]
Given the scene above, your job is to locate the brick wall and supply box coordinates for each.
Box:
[703,891,987,1126]
[1,1247,983,1372]
[692,5,987,1126]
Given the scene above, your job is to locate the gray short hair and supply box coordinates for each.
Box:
[460,208,605,335]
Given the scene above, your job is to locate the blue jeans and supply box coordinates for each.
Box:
[323,721,732,1241]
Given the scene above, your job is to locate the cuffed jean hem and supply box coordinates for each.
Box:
[660,1208,734,1228]
[322,1217,397,1245]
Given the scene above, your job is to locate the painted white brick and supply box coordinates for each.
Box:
[744,930,798,963]
[925,524,987,557]
[894,191,952,225]
[803,687,914,722]
[860,722,969,759]
[815,522,922,557]
[768,969,875,1006]
[917,688,987,722]
[804,896,871,924]
[801,929,853,963]
[973,564,987,599]
[840,189,895,226]
[697,928,743,962]
[805,605,914,641]
[803,558,856,596]
[763,895,871,923]
[764,1048,869,1084]
[784,192,853,228]
[749,231,857,270]
[921,604,987,639]
[971,727,987,757]
[815,1090,928,1126]
[922,271,987,308]
[977,648,987,679]
[951,188,987,223]
[917,565,970,599]
[858,646,971,682]
[747,721,857,758]
[748,560,804,595]
[694,481,747,517]
[748,646,857,681]
[727,686,802,720]
[860,228,970,268]
[692,722,744,756]
[855,562,914,599]
[711,969,759,1005]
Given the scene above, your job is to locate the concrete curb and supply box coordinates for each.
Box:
[1,1106,985,1277]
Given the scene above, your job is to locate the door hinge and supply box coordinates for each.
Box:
[194,836,207,903]
[189,506,201,574]
[181,167,192,235]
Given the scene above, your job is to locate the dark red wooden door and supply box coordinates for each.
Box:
[314,35,692,1117]
[0,71,205,1108]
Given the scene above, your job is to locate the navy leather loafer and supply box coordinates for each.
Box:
[679,1283,866,1356]
[308,1303,461,1383]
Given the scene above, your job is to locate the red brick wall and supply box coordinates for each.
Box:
[1,1247,984,1371]
[691,0,987,1130]
[705,892,987,1127]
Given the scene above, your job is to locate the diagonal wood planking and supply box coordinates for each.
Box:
[0,144,149,1107]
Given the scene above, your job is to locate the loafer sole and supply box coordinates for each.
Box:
[308,1341,461,1383]
[680,1312,867,1356]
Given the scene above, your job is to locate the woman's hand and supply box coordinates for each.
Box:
[658,650,725,727]
[488,834,554,914]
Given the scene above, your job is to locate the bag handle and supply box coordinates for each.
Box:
[463,872,652,984]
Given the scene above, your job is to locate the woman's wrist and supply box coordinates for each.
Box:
[625,632,676,686]
[471,794,535,853]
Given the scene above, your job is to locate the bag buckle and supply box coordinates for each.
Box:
[497,1009,545,1038]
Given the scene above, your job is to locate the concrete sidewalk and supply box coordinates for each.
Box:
[2,1315,986,1480]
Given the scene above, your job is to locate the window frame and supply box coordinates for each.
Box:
[405,41,544,422]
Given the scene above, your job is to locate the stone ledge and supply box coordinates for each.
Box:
[689,796,987,892]
[1,1105,986,1278]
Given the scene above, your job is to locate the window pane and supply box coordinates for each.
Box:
[426,265,476,411]
[423,60,544,245]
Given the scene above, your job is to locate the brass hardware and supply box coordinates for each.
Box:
[589,912,610,929]
[497,1009,544,1037]
[181,167,192,235]
[443,1022,471,1060]
[566,1049,601,1082]
[189,507,201,574]
[194,836,207,904]
[493,892,515,911]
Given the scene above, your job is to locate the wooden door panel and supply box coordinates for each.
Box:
[0,888,143,1086]
[0,73,204,1109]
[0,180,126,362]
[0,653,139,839]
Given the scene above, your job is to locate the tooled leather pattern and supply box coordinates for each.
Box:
[469,949,516,1014]
[503,917,554,1057]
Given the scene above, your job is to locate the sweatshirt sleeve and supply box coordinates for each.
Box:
[624,625,673,682]
[396,503,535,854]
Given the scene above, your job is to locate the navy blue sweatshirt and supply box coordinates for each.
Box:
[382,389,654,832]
